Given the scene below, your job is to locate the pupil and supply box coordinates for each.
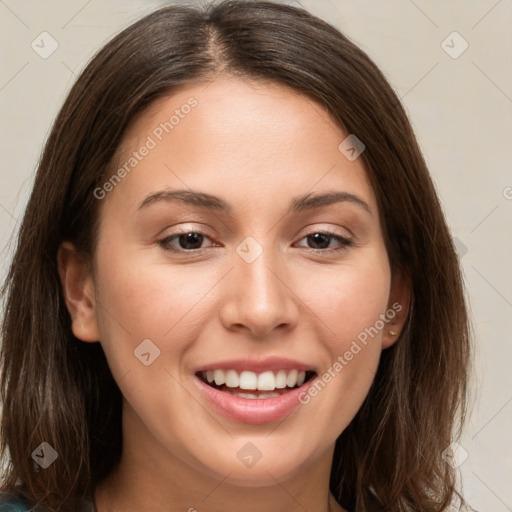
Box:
[309,233,329,249]
[179,232,203,250]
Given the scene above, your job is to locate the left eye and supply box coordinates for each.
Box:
[158,231,352,252]
[296,232,352,251]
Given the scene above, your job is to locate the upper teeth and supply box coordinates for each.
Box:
[202,369,307,391]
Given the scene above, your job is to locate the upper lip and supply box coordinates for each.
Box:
[194,356,316,374]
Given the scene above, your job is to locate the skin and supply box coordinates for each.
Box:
[58,76,409,512]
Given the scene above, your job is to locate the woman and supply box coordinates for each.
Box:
[0,1,472,510]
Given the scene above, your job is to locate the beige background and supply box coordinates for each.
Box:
[1,0,511,510]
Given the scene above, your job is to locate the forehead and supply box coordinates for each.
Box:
[103,76,377,217]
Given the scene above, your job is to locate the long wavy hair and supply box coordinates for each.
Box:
[0,1,471,510]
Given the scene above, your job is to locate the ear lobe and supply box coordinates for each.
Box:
[57,241,100,342]
[382,268,411,349]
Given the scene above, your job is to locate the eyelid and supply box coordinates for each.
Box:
[159,223,352,241]
[301,225,352,241]
[157,223,215,240]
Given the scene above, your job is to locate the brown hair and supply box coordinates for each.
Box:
[0,1,471,510]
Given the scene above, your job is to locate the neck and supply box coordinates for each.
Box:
[94,403,346,512]
[97,481,343,512]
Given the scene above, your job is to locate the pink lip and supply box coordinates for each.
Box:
[194,356,315,373]
[193,374,316,425]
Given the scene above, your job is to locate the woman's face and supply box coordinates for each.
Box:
[63,76,408,486]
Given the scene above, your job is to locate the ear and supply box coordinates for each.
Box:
[57,241,100,342]
[382,268,411,349]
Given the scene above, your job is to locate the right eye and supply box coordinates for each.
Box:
[158,230,217,252]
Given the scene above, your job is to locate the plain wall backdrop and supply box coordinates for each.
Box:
[1,0,511,510]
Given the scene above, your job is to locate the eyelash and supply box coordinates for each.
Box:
[158,229,353,254]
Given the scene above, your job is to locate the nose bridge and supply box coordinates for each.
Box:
[222,234,297,336]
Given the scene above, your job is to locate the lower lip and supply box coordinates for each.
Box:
[193,375,315,425]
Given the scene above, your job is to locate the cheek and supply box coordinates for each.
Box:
[92,245,220,375]
[296,250,390,420]
[91,253,207,426]
[304,250,391,347]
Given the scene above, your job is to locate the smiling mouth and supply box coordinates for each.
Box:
[196,369,317,399]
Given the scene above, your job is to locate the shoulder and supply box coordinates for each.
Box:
[0,493,95,511]
[0,494,30,512]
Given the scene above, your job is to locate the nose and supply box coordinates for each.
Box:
[219,240,300,339]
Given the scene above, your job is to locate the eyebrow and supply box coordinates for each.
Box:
[138,189,372,216]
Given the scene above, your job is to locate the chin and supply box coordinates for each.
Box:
[205,445,314,485]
